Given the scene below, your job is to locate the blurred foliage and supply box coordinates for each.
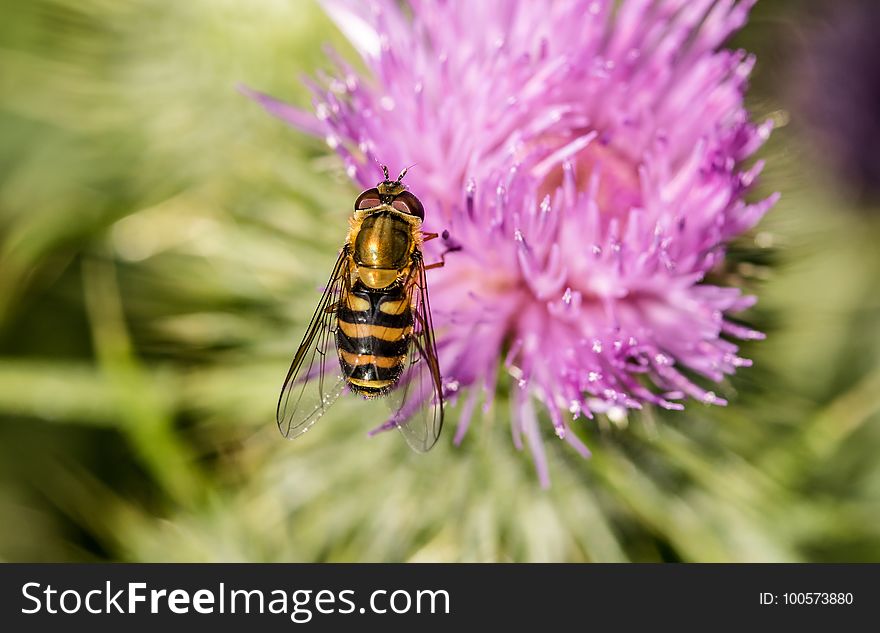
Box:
[0,0,878,562]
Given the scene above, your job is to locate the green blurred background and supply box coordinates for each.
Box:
[1,0,878,562]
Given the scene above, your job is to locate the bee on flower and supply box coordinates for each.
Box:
[247,0,777,486]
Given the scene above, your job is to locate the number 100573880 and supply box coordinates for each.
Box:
[761,593,854,606]
[787,593,853,605]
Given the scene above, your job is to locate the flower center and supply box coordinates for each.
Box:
[536,132,642,218]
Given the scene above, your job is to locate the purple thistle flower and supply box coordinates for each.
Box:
[248,0,777,485]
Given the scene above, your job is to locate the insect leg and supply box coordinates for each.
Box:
[424,229,461,268]
[424,242,462,269]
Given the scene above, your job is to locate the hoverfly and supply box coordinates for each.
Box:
[276,165,444,452]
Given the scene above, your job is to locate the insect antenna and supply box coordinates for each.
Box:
[397,163,417,181]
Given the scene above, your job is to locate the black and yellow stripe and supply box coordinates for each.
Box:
[336,280,412,397]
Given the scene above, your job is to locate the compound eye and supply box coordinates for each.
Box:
[391,191,425,221]
[354,188,381,210]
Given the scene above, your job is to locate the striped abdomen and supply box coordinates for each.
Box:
[336,280,412,397]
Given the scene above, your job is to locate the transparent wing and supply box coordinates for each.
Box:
[386,252,444,452]
[277,246,351,439]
